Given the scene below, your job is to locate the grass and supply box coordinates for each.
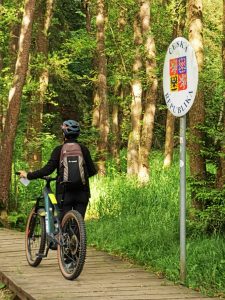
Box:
[0,286,14,300]
[86,151,225,298]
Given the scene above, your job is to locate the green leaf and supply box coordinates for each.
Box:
[0,282,6,289]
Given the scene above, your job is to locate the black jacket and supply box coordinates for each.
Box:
[27,139,97,196]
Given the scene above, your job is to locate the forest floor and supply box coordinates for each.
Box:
[0,288,14,300]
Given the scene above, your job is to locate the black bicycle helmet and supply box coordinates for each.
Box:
[61,120,80,138]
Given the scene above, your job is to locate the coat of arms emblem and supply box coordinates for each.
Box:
[170,56,187,92]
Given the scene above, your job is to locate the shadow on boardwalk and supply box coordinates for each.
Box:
[0,228,219,300]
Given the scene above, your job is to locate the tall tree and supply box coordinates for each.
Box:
[83,0,91,33]
[96,0,109,175]
[109,7,128,166]
[0,1,23,141]
[188,0,206,207]
[164,0,187,168]
[27,0,54,169]
[215,0,225,188]
[92,81,100,128]
[0,0,36,217]
[111,98,120,164]
[92,3,101,129]
[127,4,143,176]
[0,0,3,141]
[138,0,158,183]
[8,11,21,73]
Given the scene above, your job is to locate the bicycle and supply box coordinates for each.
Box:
[16,174,87,280]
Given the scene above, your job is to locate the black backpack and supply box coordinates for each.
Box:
[59,143,86,187]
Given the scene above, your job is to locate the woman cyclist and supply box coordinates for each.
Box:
[19,120,97,219]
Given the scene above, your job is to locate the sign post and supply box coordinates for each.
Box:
[179,114,186,282]
[163,37,198,283]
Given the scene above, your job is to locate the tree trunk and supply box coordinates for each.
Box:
[0,0,36,214]
[172,0,187,38]
[111,99,121,168]
[92,85,100,128]
[138,0,158,183]
[0,0,3,143]
[27,0,54,170]
[92,11,99,128]
[0,3,22,145]
[111,103,119,157]
[0,81,3,146]
[215,108,225,188]
[215,0,225,188]
[83,0,91,33]
[164,111,175,167]
[188,0,206,208]
[109,8,127,167]
[96,0,109,175]
[8,19,21,73]
[127,8,143,176]
[164,0,187,168]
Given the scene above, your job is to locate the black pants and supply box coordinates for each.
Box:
[57,190,89,219]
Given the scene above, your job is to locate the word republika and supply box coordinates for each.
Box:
[164,90,194,115]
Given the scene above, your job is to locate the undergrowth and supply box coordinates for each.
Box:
[86,151,225,297]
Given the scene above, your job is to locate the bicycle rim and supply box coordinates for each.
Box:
[57,210,86,280]
[25,207,46,267]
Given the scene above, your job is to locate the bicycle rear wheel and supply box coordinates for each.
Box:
[25,207,46,267]
[57,210,86,280]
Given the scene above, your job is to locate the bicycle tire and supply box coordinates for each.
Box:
[57,210,86,280]
[25,207,46,267]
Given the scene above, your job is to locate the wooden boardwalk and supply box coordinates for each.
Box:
[0,228,219,300]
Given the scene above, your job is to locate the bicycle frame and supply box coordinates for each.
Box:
[34,177,63,257]
[43,182,59,235]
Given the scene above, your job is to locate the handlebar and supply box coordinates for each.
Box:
[42,176,57,182]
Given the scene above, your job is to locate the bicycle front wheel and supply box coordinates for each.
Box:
[25,207,46,267]
[57,210,86,280]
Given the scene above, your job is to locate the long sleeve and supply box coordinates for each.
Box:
[27,145,61,180]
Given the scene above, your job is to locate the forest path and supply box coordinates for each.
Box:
[0,228,219,300]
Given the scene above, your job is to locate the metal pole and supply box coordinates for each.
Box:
[180,114,186,283]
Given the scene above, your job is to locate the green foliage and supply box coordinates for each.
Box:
[0,282,6,289]
[47,28,96,130]
[199,0,224,182]
[186,237,225,296]
[187,182,225,235]
[55,0,86,32]
[87,151,225,296]
[10,132,59,227]
[7,211,27,230]
[188,205,225,235]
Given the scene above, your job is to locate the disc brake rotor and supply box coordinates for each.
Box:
[70,234,79,255]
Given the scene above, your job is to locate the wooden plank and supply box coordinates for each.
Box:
[0,228,219,300]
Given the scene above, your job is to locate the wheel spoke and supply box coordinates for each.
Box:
[25,208,46,267]
[58,210,86,279]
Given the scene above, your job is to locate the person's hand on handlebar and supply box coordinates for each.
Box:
[18,170,27,178]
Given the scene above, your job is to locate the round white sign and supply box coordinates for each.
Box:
[163,37,198,117]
